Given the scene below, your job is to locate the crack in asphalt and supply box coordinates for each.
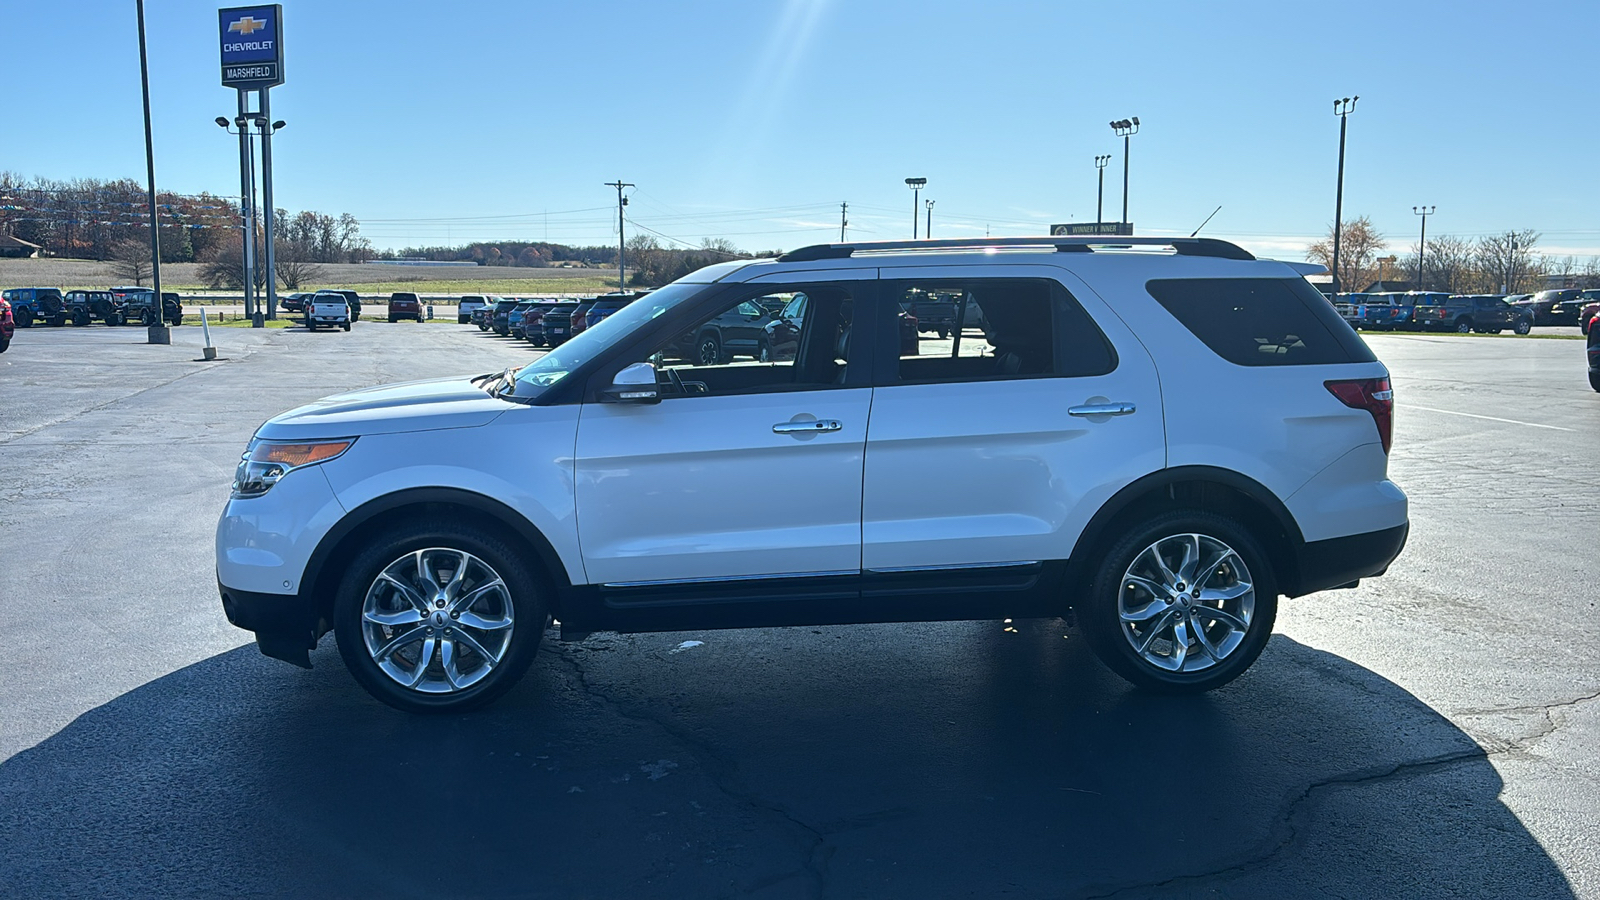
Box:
[550,640,835,899]
[1078,749,1489,900]
[1078,687,1600,899]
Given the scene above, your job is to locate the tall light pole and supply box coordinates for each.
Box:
[925,199,935,239]
[134,0,169,344]
[1094,154,1111,226]
[905,177,926,238]
[1110,117,1139,228]
[1413,205,1434,288]
[605,180,633,289]
[217,111,258,323]
[1331,96,1359,298]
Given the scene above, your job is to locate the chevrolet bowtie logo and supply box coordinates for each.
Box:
[229,16,267,36]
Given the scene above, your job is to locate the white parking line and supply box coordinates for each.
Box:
[1397,404,1574,432]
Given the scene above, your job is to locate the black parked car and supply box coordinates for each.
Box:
[110,288,182,326]
[1412,294,1530,334]
[1589,320,1600,392]
[667,298,775,364]
[1514,289,1584,327]
[489,299,520,336]
[279,292,314,314]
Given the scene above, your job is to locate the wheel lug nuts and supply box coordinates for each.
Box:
[450,612,459,619]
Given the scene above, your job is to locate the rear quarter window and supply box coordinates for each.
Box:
[1146,278,1377,367]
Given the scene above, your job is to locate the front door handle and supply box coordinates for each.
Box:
[1068,402,1137,417]
[773,419,843,434]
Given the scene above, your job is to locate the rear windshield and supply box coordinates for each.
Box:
[1146,278,1377,367]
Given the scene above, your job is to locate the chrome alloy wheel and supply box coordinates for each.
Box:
[360,548,515,693]
[1118,533,1255,674]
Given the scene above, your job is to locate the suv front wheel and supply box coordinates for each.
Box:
[333,520,547,713]
[1081,511,1277,693]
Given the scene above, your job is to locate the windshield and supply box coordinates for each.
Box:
[509,281,710,400]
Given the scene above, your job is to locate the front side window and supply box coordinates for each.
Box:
[626,284,859,398]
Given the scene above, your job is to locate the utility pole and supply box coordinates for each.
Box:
[1331,97,1358,297]
[257,94,279,321]
[840,201,848,241]
[925,199,934,239]
[1094,154,1111,226]
[1413,205,1435,288]
[605,180,633,289]
[237,94,256,323]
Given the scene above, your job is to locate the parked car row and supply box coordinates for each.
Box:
[1333,291,1535,334]
[1,286,183,328]
[474,294,656,349]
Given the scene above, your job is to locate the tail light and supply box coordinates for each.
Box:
[1326,377,1394,454]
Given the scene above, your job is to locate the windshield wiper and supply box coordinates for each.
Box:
[486,365,523,400]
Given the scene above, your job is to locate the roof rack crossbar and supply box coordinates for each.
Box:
[777,236,1254,263]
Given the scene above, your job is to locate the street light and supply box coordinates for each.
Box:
[905,177,927,238]
[216,112,288,324]
[1413,205,1435,288]
[1094,154,1111,226]
[925,199,935,239]
[1110,117,1139,228]
[1330,96,1359,298]
[216,114,260,323]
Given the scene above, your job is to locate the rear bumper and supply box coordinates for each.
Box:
[219,581,320,668]
[1291,523,1409,597]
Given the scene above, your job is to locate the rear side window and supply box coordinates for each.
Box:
[1147,278,1376,366]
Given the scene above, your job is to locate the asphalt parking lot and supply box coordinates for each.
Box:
[1,322,1597,898]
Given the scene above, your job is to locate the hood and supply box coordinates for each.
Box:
[255,375,512,441]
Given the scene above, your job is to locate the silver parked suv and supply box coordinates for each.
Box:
[217,237,1408,712]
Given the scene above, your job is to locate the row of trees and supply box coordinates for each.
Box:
[378,236,759,287]
[0,172,374,290]
[1306,217,1597,295]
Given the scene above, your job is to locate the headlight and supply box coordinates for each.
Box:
[233,438,354,498]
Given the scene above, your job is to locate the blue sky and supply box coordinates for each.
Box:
[6,0,1598,258]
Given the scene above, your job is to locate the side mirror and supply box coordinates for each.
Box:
[602,361,661,404]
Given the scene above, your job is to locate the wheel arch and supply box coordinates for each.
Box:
[302,487,575,635]
[1066,467,1307,600]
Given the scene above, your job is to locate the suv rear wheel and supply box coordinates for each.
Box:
[333,520,547,713]
[1455,317,1473,333]
[1081,511,1277,693]
[15,308,32,328]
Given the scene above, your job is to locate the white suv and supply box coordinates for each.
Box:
[217,237,1408,712]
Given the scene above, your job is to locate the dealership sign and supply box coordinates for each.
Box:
[1051,222,1133,236]
[219,5,283,88]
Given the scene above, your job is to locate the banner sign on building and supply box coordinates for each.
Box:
[219,5,284,88]
[1051,222,1133,236]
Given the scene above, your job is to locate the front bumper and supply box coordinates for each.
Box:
[220,581,320,668]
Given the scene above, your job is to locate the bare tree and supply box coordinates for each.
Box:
[275,246,324,290]
[199,242,266,291]
[109,238,153,285]
[1307,216,1386,292]
[1474,230,1540,294]
[1398,234,1476,293]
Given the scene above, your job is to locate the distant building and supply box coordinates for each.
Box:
[0,232,41,259]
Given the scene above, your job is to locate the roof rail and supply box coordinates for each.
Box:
[776,236,1255,263]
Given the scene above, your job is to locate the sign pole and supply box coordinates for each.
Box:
[237,88,255,322]
[260,87,277,321]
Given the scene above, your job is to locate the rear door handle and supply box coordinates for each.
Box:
[773,419,843,434]
[1068,402,1137,417]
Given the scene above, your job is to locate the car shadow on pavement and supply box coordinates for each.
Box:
[0,627,1575,900]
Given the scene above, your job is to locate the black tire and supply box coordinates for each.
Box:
[1455,318,1472,333]
[695,332,723,366]
[757,339,772,363]
[0,335,8,353]
[388,316,397,323]
[1514,318,1531,335]
[333,519,548,713]
[140,309,155,327]
[107,312,124,327]
[308,323,318,332]
[72,309,89,326]
[1590,370,1600,393]
[16,308,32,328]
[343,323,351,332]
[1079,510,1278,694]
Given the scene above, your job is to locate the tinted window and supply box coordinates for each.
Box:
[887,279,1114,383]
[1147,278,1376,367]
